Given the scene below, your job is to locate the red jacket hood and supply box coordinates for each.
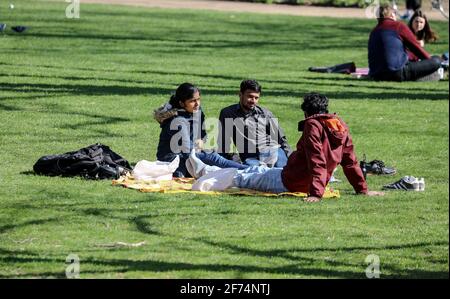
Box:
[283,113,367,197]
[298,113,348,147]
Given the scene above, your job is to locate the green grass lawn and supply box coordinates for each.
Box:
[0,0,448,278]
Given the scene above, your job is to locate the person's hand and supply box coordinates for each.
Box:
[304,196,321,203]
[194,139,204,151]
[366,191,385,196]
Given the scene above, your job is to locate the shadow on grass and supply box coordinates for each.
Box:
[0,97,134,137]
[80,208,164,236]
[0,82,157,96]
[0,218,60,234]
[196,238,449,257]
[1,78,447,102]
[0,239,447,278]
[26,31,366,52]
[2,62,447,102]
[0,247,363,278]
[0,199,447,278]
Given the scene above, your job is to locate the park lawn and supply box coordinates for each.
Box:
[0,0,448,278]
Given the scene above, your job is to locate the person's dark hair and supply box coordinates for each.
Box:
[301,92,329,116]
[408,10,438,43]
[377,4,395,19]
[406,0,422,11]
[240,79,261,94]
[169,83,200,109]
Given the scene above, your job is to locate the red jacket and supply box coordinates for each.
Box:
[368,18,431,76]
[281,114,368,198]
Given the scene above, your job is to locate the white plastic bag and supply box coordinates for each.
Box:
[132,156,179,181]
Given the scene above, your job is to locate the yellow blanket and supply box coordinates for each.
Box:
[112,175,340,199]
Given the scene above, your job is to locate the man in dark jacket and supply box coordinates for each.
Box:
[218,79,292,167]
[187,93,384,202]
[368,4,441,81]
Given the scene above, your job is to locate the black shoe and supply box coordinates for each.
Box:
[308,66,333,73]
[11,26,27,33]
[308,62,356,74]
[360,155,396,176]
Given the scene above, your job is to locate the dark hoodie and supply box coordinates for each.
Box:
[156,108,206,163]
[281,113,367,198]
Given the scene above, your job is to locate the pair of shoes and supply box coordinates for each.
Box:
[382,176,425,191]
[11,26,27,33]
[308,62,356,74]
[0,24,28,34]
[360,156,396,176]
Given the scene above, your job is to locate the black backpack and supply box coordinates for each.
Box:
[33,143,132,179]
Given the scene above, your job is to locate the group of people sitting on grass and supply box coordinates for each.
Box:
[154,80,385,202]
[151,3,447,202]
[368,4,447,81]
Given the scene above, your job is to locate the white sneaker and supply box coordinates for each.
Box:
[418,178,425,191]
[383,176,420,191]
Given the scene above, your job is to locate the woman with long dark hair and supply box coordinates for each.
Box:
[408,10,439,47]
[154,83,247,177]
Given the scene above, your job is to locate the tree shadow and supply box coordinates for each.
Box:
[0,217,60,234]
[0,82,161,97]
[1,242,446,278]
[79,207,164,236]
[195,238,449,258]
[189,238,449,278]
[0,247,362,278]
[3,63,446,103]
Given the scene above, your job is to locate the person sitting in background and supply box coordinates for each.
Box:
[154,82,248,178]
[408,10,439,47]
[368,4,442,81]
[400,0,422,20]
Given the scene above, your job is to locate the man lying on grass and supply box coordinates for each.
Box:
[186,92,385,202]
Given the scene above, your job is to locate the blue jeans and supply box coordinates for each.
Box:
[172,151,247,178]
[197,151,247,170]
[233,166,289,194]
[274,148,288,168]
[244,148,288,168]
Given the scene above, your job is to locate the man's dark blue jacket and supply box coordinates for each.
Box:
[368,18,431,77]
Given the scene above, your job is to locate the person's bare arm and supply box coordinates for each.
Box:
[304,190,384,203]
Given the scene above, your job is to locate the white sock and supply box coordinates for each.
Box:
[186,149,222,178]
[186,149,207,178]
